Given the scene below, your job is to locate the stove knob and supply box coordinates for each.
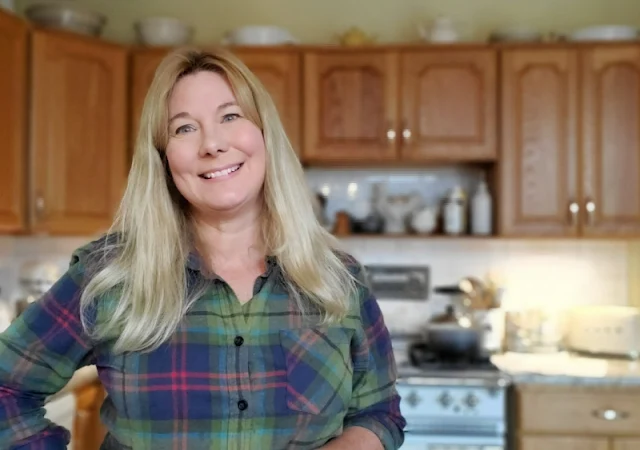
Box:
[406,390,422,407]
[437,391,453,408]
[464,393,479,408]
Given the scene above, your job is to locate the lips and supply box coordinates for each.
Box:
[199,163,243,180]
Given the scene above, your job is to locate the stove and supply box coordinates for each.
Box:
[398,341,511,387]
[392,336,513,450]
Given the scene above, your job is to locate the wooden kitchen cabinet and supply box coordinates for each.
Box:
[303,50,399,163]
[130,48,167,149]
[613,439,640,450]
[130,47,302,155]
[400,48,497,162]
[29,29,128,235]
[499,45,640,238]
[234,49,302,154]
[516,384,640,450]
[520,436,608,450]
[0,10,28,233]
[303,47,497,164]
[580,46,640,237]
[499,48,580,237]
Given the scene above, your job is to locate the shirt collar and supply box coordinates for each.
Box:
[186,251,278,280]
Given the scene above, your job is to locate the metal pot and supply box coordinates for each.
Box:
[425,323,481,358]
[424,306,482,358]
[419,305,482,359]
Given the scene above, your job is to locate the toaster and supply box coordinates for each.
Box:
[565,305,640,358]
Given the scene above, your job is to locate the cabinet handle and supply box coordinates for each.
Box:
[386,128,396,141]
[585,199,596,226]
[34,195,45,220]
[402,127,411,141]
[569,201,579,226]
[592,408,628,420]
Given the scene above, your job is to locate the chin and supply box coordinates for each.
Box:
[199,194,258,215]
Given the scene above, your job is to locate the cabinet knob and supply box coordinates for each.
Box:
[569,201,579,226]
[386,129,396,141]
[34,195,45,222]
[35,196,44,211]
[592,408,628,420]
[585,199,596,226]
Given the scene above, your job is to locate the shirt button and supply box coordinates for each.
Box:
[234,336,244,346]
[237,399,248,411]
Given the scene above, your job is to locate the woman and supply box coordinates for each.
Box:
[0,47,405,449]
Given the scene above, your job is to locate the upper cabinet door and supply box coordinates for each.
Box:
[303,51,399,163]
[581,45,640,237]
[130,49,169,148]
[0,10,28,233]
[234,49,302,155]
[400,49,497,162]
[499,48,579,237]
[30,30,128,235]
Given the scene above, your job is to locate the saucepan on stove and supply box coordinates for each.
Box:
[414,304,482,360]
[410,284,485,361]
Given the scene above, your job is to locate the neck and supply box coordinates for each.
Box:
[191,202,265,272]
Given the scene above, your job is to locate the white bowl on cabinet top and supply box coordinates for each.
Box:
[135,17,193,47]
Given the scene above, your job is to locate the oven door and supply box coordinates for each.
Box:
[400,431,505,450]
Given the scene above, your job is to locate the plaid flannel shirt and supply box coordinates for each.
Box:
[0,236,405,449]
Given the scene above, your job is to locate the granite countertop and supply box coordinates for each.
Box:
[492,352,640,386]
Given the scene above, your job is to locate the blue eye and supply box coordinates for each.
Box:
[222,113,240,123]
[174,124,195,135]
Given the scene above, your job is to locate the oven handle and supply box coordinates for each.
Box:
[402,430,506,447]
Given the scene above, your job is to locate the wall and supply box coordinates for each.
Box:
[16,0,640,45]
[0,233,632,335]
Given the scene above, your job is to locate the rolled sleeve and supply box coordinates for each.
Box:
[343,265,406,450]
[0,254,95,449]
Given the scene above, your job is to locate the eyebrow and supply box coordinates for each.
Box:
[168,101,239,124]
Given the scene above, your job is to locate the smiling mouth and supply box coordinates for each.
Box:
[199,163,243,180]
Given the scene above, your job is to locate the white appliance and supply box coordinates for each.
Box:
[392,338,512,450]
[565,306,640,358]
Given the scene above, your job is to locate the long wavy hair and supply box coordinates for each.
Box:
[80,47,358,353]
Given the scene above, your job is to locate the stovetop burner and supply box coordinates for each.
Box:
[408,341,499,372]
[394,340,510,387]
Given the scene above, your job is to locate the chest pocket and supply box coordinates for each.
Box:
[279,327,356,416]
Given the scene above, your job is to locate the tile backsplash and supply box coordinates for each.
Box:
[0,234,633,334]
[305,166,487,231]
[338,237,630,334]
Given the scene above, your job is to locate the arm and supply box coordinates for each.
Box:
[319,426,383,450]
[0,256,96,449]
[323,263,406,450]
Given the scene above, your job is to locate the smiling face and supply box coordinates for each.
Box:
[165,70,266,219]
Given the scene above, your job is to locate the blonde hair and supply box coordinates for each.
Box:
[80,47,358,353]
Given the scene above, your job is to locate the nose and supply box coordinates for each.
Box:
[198,123,228,157]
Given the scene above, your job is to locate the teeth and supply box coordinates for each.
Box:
[202,164,241,179]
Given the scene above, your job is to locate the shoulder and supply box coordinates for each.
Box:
[332,250,373,318]
[68,233,122,283]
[333,249,368,286]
